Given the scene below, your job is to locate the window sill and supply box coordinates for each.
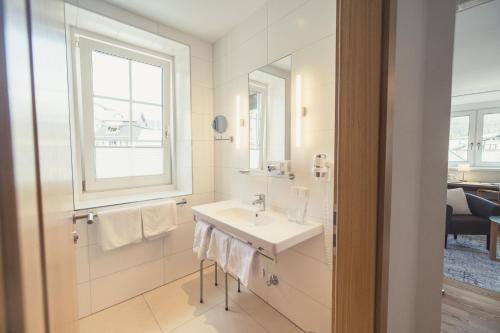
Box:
[448,167,500,172]
[74,189,192,210]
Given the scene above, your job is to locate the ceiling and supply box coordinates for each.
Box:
[456,0,495,12]
[104,0,268,43]
[452,0,500,95]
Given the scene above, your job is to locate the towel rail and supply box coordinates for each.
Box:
[195,218,276,312]
[193,216,276,262]
[73,198,188,224]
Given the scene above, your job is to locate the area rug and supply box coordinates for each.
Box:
[444,235,500,292]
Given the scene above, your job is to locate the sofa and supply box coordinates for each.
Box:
[445,193,500,249]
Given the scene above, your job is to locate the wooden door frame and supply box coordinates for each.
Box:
[334,0,394,332]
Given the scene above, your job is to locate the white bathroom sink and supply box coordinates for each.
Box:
[191,200,323,255]
[216,207,274,226]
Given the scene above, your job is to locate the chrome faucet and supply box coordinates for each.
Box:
[252,194,266,212]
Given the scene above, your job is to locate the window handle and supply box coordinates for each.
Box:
[477,142,482,150]
[470,142,474,151]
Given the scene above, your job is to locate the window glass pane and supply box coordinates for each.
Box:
[131,61,162,104]
[92,51,129,99]
[83,39,171,187]
[132,103,163,147]
[95,147,164,179]
[449,115,470,162]
[93,97,130,147]
[131,148,164,176]
[480,112,500,163]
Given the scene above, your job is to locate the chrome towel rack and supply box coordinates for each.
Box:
[194,218,277,311]
[73,198,188,224]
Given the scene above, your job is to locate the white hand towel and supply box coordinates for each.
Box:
[206,229,231,271]
[227,238,257,287]
[141,201,178,240]
[193,221,212,260]
[98,207,142,251]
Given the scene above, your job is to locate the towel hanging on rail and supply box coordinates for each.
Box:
[193,221,212,260]
[141,200,177,240]
[226,238,258,287]
[98,207,142,251]
[207,229,231,271]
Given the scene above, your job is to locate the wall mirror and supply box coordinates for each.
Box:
[212,115,234,143]
[212,115,228,134]
[248,55,291,174]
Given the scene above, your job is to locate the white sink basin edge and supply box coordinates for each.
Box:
[191,200,323,255]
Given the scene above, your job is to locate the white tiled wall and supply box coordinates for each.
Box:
[213,1,335,332]
[76,194,215,318]
[70,0,215,318]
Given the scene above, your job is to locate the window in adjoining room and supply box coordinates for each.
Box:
[449,108,500,167]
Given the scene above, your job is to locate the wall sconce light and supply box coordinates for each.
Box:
[295,74,306,147]
[235,95,241,149]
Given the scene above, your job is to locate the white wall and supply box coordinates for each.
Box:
[452,0,500,96]
[449,0,500,182]
[75,195,214,317]
[67,0,215,317]
[213,1,335,332]
[385,0,456,332]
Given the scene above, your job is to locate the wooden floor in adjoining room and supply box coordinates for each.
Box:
[441,277,500,333]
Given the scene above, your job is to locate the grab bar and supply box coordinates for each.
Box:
[73,198,188,224]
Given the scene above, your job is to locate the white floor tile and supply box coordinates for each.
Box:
[144,271,224,332]
[169,301,268,333]
[79,296,162,333]
[229,283,304,333]
[80,270,308,333]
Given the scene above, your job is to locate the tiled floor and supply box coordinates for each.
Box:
[80,267,304,333]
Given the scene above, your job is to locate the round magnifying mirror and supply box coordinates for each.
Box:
[212,115,228,134]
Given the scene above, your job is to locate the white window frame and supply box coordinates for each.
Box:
[449,107,500,168]
[249,80,268,171]
[448,110,475,166]
[71,29,175,193]
[475,108,500,167]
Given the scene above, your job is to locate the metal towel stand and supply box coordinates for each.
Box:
[199,260,241,311]
[196,221,275,312]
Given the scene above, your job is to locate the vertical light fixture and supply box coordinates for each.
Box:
[295,74,303,147]
[235,95,241,149]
